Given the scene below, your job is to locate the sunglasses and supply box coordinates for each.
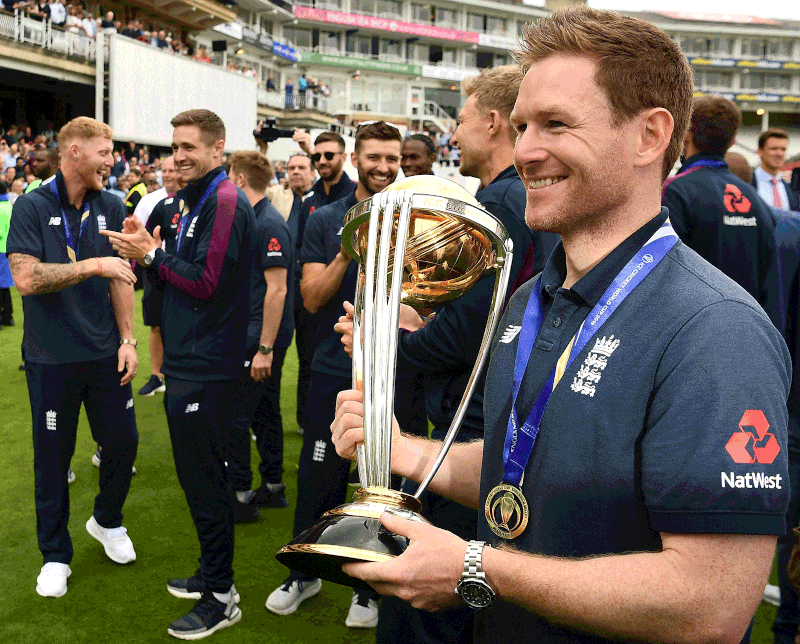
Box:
[311,151,338,163]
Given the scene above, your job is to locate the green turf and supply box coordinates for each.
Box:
[0,287,782,642]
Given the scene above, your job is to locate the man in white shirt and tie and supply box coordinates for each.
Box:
[753,128,800,212]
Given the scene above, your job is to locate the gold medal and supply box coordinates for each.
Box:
[484,483,529,539]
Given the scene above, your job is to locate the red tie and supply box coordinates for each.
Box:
[772,178,783,208]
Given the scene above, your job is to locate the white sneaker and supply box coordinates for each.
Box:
[763,583,781,606]
[345,590,379,628]
[85,515,136,564]
[67,467,76,484]
[36,562,71,598]
[265,575,322,615]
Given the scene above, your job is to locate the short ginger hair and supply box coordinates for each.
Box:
[57,117,113,151]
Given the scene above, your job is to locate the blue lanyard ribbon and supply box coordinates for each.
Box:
[49,180,90,263]
[176,173,226,252]
[501,221,679,486]
[680,158,727,173]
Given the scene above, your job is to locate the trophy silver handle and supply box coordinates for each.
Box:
[413,245,513,499]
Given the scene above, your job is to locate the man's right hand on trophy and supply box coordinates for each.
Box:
[331,389,405,467]
[334,300,355,357]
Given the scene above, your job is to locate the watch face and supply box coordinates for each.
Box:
[459,580,493,608]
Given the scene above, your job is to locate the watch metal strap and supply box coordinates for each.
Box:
[464,540,486,577]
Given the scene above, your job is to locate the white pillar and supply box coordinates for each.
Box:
[95,31,104,122]
[761,109,769,131]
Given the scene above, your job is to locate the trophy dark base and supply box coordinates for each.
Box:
[276,487,426,592]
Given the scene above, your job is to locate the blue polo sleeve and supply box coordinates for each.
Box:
[299,207,328,265]
[6,193,43,258]
[259,218,291,272]
[642,298,791,535]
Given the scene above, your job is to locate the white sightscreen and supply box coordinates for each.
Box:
[109,35,257,151]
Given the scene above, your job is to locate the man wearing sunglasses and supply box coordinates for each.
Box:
[293,132,355,438]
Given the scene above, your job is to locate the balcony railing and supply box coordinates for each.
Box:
[0,9,98,60]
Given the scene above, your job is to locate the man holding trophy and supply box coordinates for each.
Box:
[267,122,406,628]
[330,7,791,643]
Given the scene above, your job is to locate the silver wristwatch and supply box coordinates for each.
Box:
[455,540,496,609]
[142,247,158,267]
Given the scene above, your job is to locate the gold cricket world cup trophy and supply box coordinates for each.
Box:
[276,175,513,590]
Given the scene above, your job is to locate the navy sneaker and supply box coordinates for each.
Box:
[138,375,166,396]
[232,490,260,523]
[167,591,241,640]
[253,482,289,508]
[167,569,240,603]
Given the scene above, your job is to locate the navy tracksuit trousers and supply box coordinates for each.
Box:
[164,377,235,593]
[227,344,288,491]
[27,356,138,564]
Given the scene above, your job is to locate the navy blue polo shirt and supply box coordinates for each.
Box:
[475,209,791,644]
[248,197,294,349]
[6,170,126,364]
[294,172,356,257]
[299,190,359,377]
[145,192,180,253]
[663,153,778,327]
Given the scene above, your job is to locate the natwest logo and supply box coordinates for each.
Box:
[725,409,780,464]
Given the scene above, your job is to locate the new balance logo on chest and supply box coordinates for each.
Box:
[499,325,522,344]
[48,217,61,226]
[186,217,198,238]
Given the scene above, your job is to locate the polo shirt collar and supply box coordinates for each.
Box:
[487,165,518,187]
[341,190,359,211]
[540,208,670,307]
[677,153,726,175]
[329,171,355,200]
[185,166,226,206]
[53,169,101,209]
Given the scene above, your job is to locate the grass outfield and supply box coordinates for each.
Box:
[0,288,782,643]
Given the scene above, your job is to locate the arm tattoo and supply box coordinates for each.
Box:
[9,253,92,295]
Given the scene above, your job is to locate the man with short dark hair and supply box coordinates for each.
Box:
[265,122,400,628]
[401,135,437,177]
[25,147,58,193]
[332,9,790,644]
[663,95,779,326]
[103,108,254,640]
[293,131,355,436]
[7,116,139,600]
[753,129,799,212]
[226,150,294,517]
